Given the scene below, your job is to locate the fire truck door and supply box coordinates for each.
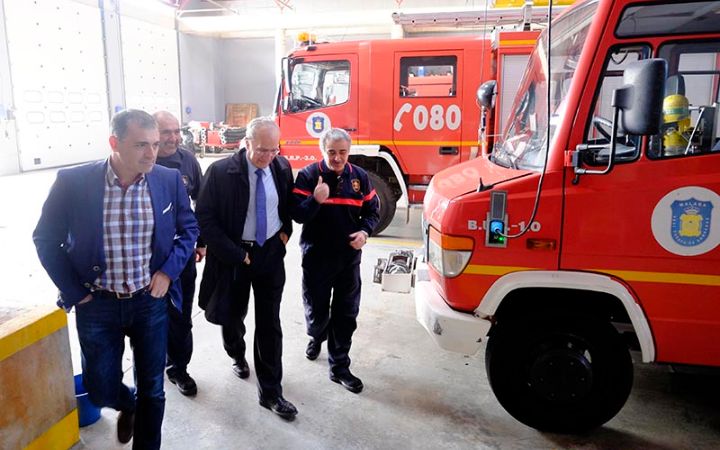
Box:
[393,51,463,177]
[562,43,720,367]
[279,55,358,169]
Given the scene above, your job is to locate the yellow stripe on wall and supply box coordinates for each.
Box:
[23,410,79,450]
[0,308,67,362]
[369,238,423,249]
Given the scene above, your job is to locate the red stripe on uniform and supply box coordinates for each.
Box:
[363,189,376,202]
[293,187,312,196]
[324,198,363,207]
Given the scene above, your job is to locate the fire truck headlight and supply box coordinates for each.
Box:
[428,226,473,278]
[441,249,472,277]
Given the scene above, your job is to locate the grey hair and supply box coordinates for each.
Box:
[319,128,351,152]
[246,117,279,140]
[152,110,179,124]
[111,109,157,140]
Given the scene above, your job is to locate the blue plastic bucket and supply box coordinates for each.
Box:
[74,374,101,427]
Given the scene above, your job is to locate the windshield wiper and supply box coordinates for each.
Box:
[490,154,511,168]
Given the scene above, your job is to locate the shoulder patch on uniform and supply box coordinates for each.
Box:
[182,175,189,186]
[351,179,361,193]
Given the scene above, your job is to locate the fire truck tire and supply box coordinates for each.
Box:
[368,172,396,236]
[485,314,633,433]
[212,146,224,154]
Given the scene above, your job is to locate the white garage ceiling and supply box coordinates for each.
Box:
[162,0,547,38]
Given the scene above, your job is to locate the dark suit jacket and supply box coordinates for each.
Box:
[33,160,199,311]
[196,149,293,324]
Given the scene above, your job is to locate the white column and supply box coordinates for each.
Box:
[390,23,404,39]
[274,28,287,90]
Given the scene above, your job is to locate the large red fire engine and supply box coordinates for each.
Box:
[275,22,543,233]
[416,0,720,433]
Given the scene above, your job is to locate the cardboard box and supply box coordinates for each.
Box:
[225,103,258,128]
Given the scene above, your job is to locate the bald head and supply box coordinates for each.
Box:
[153,111,181,157]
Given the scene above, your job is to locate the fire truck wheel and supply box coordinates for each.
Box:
[212,146,224,154]
[368,172,396,236]
[485,315,633,433]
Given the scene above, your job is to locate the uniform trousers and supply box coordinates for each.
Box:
[221,233,286,400]
[302,246,362,375]
[166,257,196,376]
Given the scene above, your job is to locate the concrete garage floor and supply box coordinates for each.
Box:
[2,156,720,449]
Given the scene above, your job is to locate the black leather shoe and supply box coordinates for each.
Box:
[117,409,135,444]
[305,339,321,360]
[232,358,250,379]
[259,396,298,420]
[168,370,197,396]
[330,371,364,393]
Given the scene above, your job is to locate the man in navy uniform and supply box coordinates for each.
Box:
[153,110,204,396]
[291,128,379,393]
[33,109,198,449]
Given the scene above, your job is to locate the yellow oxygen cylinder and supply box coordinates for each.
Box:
[662,94,691,156]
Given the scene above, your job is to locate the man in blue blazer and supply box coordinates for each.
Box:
[33,109,198,450]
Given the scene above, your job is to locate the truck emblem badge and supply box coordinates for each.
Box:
[671,198,712,247]
[651,186,720,256]
[305,112,331,138]
[351,179,361,192]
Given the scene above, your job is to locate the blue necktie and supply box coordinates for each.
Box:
[255,168,267,246]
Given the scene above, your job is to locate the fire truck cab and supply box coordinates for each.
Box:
[416,0,720,433]
[276,33,536,234]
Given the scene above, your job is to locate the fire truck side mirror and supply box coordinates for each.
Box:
[477,80,497,110]
[613,58,667,136]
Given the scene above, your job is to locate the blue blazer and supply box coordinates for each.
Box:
[33,160,199,311]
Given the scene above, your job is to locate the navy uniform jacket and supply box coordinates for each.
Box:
[155,147,202,201]
[291,161,380,253]
[33,160,199,311]
[156,146,204,247]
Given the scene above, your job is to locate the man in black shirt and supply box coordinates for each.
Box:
[154,111,204,396]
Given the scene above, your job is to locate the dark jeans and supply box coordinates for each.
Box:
[167,258,196,376]
[221,234,286,400]
[76,291,168,450]
[302,247,362,376]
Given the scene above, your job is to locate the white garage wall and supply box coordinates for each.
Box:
[0,0,19,175]
[0,0,183,172]
[219,37,277,121]
[121,16,181,119]
[3,0,109,171]
[178,33,223,124]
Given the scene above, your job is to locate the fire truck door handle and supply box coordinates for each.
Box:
[341,127,357,132]
[439,146,458,155]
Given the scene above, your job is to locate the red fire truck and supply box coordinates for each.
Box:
[416,0,720,433]
[275,28,541,233]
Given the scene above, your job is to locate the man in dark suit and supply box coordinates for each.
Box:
[33,109,199,449]
[196,117,297,420]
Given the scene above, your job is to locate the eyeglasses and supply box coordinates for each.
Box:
[254,148,280,156]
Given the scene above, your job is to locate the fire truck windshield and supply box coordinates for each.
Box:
[284,59,350,113]
[492,0,597,171]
